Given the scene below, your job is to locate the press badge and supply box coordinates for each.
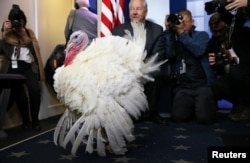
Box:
[11,60,18,69]
[180,59,186,74]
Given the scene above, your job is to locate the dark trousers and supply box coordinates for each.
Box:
[7,61,41,125]
[229,64,250,107]
[142,75,165,119]
[171,86,218,124]
[212,64,250,107]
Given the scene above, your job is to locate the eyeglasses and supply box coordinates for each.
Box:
[129,7,144,11]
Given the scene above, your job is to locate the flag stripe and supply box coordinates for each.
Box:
[101,0,125,37]
[117,0,125,25]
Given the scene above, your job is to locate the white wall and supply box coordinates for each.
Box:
[147,0,170,28]
[187,0,212,36]
[0,0,36,33]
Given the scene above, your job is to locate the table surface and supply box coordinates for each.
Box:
[0,74,26,80]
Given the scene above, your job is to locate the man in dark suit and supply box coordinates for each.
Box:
[112,0,167,125]
[64,0,97,43]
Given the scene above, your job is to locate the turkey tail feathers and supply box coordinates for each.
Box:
[142,53,168,82]
[54,97,137,156]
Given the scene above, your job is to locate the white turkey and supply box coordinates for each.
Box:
[53,24,166,156]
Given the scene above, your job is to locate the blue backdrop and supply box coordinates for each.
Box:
[169,0,186,14]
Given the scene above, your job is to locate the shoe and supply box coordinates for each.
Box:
[229,106,250,121]
[151,115,168,125]
[32,124,42,131]
[22,124,31,130]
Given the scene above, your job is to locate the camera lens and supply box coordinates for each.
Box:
[167,14,182,25]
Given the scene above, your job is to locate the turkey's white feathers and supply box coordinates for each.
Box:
[97,128,106,156]
[53,27,165,156]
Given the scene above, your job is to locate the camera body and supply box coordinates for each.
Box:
[205,0,229,15]
[167,13,183,26]
[9,4,22,29]
[11,20,21,30]
[214,51,229,67]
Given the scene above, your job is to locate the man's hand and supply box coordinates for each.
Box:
[225,0,248,10]
[208,53,216,65]
[169,19,185,35]
[174,22,185,35]
[165,15,170,30]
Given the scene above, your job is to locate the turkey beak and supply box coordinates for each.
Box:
[66,41,74,51]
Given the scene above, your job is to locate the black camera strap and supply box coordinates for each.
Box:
[225,10,237,48]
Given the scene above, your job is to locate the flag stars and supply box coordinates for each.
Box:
[176,128,186,131]
[59,154,78,160]
[139,127,150,130]
[214,128,225,132]
[174,135,189,139]
[113,156,136,163]
[38,139,53,144]
[8,151,30,158]
[134,133,146,137]
[172,145,191,150]
[171,159,194,163]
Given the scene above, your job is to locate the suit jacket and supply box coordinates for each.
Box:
[65,8,98,42]
[112,20,165,60]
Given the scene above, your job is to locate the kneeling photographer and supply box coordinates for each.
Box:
[206,0,250,121]
[164,9,217,124]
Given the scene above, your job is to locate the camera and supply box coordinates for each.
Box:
[169,72,181,86]
[205,0,230,15]
[11,20,21,30]
[9,4,22,29]
[167,13,183,26]
[214,52,229,67]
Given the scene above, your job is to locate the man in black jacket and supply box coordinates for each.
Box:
[112,0,167,125]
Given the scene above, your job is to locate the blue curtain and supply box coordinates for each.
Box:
[124,0,130,22]
[89,0,97,14]
[169,0,186,14]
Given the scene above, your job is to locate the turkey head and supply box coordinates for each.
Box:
[64,30,89,66]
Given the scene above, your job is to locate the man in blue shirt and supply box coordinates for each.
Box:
[165,9,217,124]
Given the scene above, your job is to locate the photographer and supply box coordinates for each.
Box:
[0,4,45,130]
[165,9,217,124]
[207,3,250,121]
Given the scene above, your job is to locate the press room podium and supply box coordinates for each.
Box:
[0,74,26,139]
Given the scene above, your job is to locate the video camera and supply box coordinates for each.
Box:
[167,13,183,26]
[205,0,230,15]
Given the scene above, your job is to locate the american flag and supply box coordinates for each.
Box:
[100,0,125,37]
